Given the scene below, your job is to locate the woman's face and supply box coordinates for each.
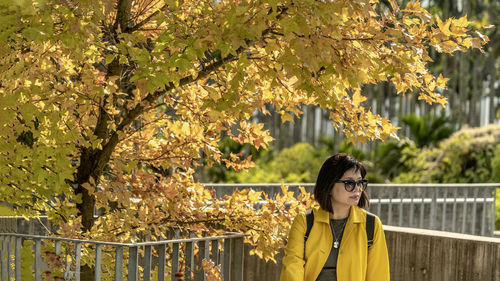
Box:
[331,167,363,209]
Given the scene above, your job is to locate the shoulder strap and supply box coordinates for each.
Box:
[304,210,314,242]
[304,210,375,248]
[366,212,375,248]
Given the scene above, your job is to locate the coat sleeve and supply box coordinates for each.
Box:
[279,212,307,281]
[366,216,390,281]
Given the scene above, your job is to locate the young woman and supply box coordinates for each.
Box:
[280,153,390,281]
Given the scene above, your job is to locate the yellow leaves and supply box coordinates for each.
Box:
[223,153,256,172]
[463,38,484,50]
[436,74,449,89]
[454,15,470,28]
[202,259,223,281]
[280,112,294,123]
[233,121,274,150]
[432,15,487,54]
[351,90,367,106]
[436,18,452,36]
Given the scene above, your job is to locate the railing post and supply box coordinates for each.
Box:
[143,245,152,281]
[34,239,42,281]
[472,187,478,235]
[55,240,61,255]
[462,188,468,233]
[419,188,425,229]
[196,240,209,281]
[158,244,166,281]
[75,242,82,281]
[211,240,219,265]
[398,187,403,226]
[127,246,138,281]
[233,237,244,281]
[185,241,194,281]
[7,235,13,281]
[452,188,458,232]
[223,238,232,281]
[376,198,381,219]
[409,191,415,228]
[430,188,437,230]
[1,236,7,281]
[388,188,393,226]
[15,237,22,281]
[441,188,448,231]
[492,187,497,237]
[170,243,179,281]
[95,244,102,281]
[115,246,123,281]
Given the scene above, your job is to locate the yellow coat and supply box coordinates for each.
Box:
[280,206,390,281]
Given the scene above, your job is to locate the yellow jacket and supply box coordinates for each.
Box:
[280,206,390,281]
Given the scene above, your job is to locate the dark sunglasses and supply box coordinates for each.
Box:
[336,179,368,192]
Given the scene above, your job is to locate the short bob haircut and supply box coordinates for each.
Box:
[313,153,369,212]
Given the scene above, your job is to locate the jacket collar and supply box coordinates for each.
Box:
[313,205,365,224]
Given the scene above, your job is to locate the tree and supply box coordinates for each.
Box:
[0,0,487,264]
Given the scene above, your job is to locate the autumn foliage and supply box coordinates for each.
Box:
[0,0,487,265]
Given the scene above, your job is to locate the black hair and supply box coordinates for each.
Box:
[313,153,369,212]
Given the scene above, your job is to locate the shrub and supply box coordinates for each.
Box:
[228,142,331,183]
[368,138,418,183]
[394,125,500,183]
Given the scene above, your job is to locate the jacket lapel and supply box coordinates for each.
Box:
[339,206,365,250]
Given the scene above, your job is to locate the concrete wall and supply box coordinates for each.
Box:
[242,226,500,281]
[384,226,499,281]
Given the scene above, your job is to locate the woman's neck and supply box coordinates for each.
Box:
[330,204,350,219]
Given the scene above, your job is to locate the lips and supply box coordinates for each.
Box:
[350,195,360,200]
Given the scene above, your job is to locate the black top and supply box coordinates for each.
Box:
[315,218,348,281]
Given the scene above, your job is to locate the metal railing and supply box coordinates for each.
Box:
[206,183,498,236]
[0,232,245,281]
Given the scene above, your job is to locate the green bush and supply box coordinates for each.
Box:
[227,142,331,183]
[394,125,500,184]
[496,188,500,231]
[494,146,500,231]
[492,144,500,182]
[368,138,418,183]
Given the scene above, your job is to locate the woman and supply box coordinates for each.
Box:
[280,153,390,281]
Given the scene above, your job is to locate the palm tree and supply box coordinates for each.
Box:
[401,113,454,148]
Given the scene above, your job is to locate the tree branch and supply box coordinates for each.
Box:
[100,4,291,164]
[128,4,168,33]
[115,0,132,32]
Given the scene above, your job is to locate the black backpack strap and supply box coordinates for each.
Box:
[366,212,375,248]
[304,210,314,242]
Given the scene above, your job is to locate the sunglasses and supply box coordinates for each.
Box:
[336,179,368,192]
